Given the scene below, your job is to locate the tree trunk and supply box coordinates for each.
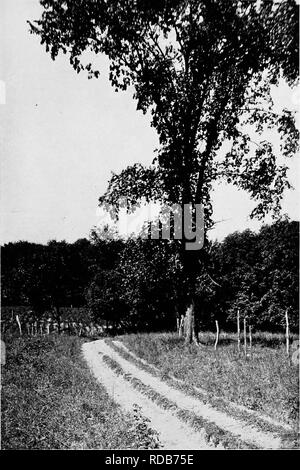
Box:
[180,205,206,347]
[184,304,193,344]
[192,313,200,345]
[16,314,22,336]
[178,315,185,338]
[184,301,199,345]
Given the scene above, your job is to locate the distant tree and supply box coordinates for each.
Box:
[214,229,261,326]
[30,0,299,343]
[89,225,125,270]
[118,237,184,332]
[256,219,299,329]
[1,242,49,313]
[1,239,102,325]
[86,269,129,333]
[87,227,129,331]
[211,220,299,331]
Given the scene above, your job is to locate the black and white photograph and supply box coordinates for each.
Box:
[0,0,299,453]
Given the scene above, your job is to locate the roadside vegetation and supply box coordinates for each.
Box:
[119,332,299,429]
[1,333,160,450]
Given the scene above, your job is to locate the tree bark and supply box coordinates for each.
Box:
[180,201,205,346]
[184,303,193,344]
[184,301,199,345]
[192,313,200,345]
[16,314,22,336]
[178,315,185,338]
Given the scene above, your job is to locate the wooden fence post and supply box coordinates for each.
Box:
[16,314,22,336]
[285,310,290,357]
[244,317,247,356]
[178,315,185,338]
[237,309,240,352]
[249,324,252,356]
[214,320,219,350]
[1,320,6,335]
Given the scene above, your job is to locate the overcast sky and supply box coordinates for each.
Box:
[1,0,299,245]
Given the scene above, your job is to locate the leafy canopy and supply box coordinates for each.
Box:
[30,0,299,231]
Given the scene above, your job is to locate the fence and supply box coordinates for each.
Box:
[1,316,109,338]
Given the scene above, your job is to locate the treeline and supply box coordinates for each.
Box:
[1,220,298,332]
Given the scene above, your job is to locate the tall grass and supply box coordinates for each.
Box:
[1,333,158,449]
[121,332,299,427]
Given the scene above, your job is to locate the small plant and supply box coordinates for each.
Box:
[128,404,160,450]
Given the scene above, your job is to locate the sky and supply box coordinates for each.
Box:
[0,0,299,245]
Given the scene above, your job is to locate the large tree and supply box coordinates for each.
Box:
[30,0,299,343]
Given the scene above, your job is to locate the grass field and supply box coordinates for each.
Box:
[1,333,160,449]
[2,330,298,450]
[120,332,299,428]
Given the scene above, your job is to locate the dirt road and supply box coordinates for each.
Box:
[82,339,288,450]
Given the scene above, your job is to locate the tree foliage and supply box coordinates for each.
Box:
[1,238,114,315]
[29,0,298,225]
[210,219,299,329]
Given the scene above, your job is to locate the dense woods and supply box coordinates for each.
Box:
[1,219,298,332]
